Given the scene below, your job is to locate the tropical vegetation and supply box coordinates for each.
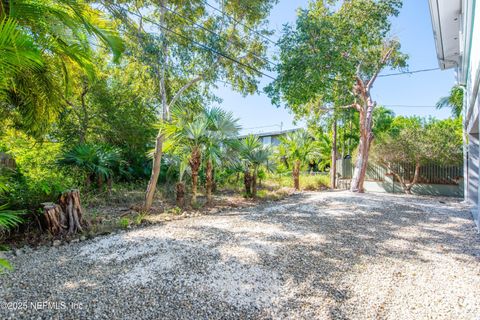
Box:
[0,0,465,273]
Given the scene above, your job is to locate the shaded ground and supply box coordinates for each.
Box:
[1,191,479,319]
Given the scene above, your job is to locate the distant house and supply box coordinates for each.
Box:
[428,0,479,230]
[238,128,300,146]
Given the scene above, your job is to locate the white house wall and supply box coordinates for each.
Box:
[464,0,480,229]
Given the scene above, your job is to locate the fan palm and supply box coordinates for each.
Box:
[59,144,123,191]
[203,107,241,204]
[239,135,273,197]
[163,113,209,206]
[278,130,320,190]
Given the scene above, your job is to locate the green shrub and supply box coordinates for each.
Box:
[302,174,330,190]
[0,170,26,273]
[118,217,130,229]
[0,129,74,208]
[263,173,329,190]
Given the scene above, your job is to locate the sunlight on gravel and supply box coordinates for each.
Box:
[1,191,479,319]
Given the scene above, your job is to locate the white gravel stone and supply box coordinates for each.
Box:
[1,191,479,319]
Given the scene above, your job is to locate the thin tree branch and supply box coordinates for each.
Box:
[366,45,395,90]
[167,75,204,110]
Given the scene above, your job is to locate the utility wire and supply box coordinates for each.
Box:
[378,68,440,77]
[201,0,279,46]
[120,6,277,80]
[157,2,277,67]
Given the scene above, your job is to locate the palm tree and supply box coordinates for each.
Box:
[278,130,320,190]
[239,135,272,197]
[163,153,190,208]
[164,112,209,206]
[0,0,124,135]
[59,144,123,192]
[436,85,464,118]
[203,107,241,205]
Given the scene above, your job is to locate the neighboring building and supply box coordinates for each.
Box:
[428,0,479,230]
[238,128,299,146]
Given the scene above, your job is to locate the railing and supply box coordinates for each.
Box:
[337,159,463,185]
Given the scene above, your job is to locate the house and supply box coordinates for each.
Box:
[428,0,479,230]
[238,128,299,146]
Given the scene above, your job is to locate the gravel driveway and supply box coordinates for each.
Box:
[1,191,480,319]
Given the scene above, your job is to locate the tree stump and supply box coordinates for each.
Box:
[176,182,185,208]
[42,203,67,235]
[42,189,85,235]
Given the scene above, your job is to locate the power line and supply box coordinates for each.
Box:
[157,2,277,67]
[119,6,277,80]
[378,68,440,77]
[201,0,278,46]
[217,80,440,110]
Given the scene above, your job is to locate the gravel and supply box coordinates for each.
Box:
[1,191,479,319]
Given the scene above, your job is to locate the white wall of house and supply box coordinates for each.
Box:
[462,0,480,229]
[429,0,480,229]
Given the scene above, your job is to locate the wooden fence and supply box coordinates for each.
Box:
[337,159,462,185]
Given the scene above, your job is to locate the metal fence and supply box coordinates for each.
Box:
[337,159,463,185]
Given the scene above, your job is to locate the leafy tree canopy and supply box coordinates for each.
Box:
[266,0,407,118]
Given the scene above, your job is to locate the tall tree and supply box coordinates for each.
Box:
[104,0,278,210]
[267,0,407,193]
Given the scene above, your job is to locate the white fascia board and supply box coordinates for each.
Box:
[428,0,462,70]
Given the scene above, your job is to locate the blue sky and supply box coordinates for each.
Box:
[213,0,457,134]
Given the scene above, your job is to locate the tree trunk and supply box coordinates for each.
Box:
[293,160,300,190]
[145,134,164,210]
[404,162,421,194]
[176,181,185,208]
[107,177,112,195]
[42,203,66,235]
[351,99,375,193]
[206,159,213,205]
[43,190,85,235]
[59,190,85,234]
[84,174,92,189]
[252,166,258,197]
[79,80,89,144]
[144,2,168,211]
[244,169,252,196]
[97,175,103,192]
[212,168,217,192]
[331,118,337,189]
[350,47,394,193]
[189,147,201,205]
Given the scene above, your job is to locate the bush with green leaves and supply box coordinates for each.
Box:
[0,129,73,207]
[59,144,126,191]
[0,169,25,272]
